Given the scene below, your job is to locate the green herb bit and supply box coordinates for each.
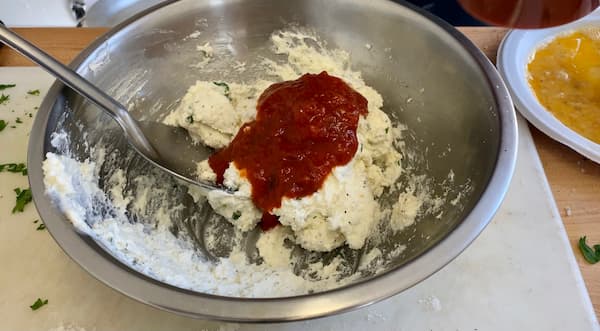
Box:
[0,94,9,105]
[0,84,16,91]
[10,126,16,129]
[186,115,194,124]
[213,81,232,101]
[578,236,600,264]
[0,163,28,175]
[12,188,32,213]
[16,117,22,124]
[232,210,242,220]
[385,127,389,134]
[36,223,46,231]
[28,113,33,118]
[0,120,6,132]
[27,89,40,96]
[34,219,39,223]
[29,298,48,311]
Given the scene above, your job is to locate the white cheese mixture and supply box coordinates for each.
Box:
[41,29,433,297]
[166,30,402,252]
[43,150,361,297]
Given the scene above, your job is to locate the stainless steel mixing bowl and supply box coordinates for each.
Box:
[28,0,517,322]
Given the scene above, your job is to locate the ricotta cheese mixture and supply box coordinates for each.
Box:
[165,30,402,252]
[41,29,443,297]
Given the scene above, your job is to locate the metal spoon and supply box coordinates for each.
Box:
[0,25,223,194]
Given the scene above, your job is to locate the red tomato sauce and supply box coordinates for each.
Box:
[208,71,368,228]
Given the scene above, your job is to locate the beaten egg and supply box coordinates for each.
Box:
[528,27,600,144]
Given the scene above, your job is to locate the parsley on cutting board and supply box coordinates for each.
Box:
[29,298,48,311]
[0,84,16,90]
[0,94,9,105]
[578,236,600,264]
[0,163,28,175]
[12,188,32,213]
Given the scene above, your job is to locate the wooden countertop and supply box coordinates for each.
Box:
[1,27,599,318]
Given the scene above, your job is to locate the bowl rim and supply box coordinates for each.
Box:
[497,9,600,164]
[28,0,518,322]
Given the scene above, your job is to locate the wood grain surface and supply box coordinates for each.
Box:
[1,27,599,318]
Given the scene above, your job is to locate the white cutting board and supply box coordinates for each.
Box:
[0,67,598,331]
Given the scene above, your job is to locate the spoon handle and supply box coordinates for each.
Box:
[0,24,159,161]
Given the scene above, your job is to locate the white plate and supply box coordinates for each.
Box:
[497,9,600,163]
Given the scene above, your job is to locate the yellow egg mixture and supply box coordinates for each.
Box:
[528,27,600,144]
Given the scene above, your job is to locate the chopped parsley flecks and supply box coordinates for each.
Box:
[15,117,23,124]
[579,236,600,264]
[27,89,40,96]
[0,163,28,175]
[0,120,6,132]
[0,84,16,91]
[36,223,46,231]
[0,94,9,105]
[232,210,242,220]
[29,298,48,311]
[213,81,231,101]
[186,115,194,124]
[12,188,32,213]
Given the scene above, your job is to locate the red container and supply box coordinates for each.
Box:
[458,0,599,28]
